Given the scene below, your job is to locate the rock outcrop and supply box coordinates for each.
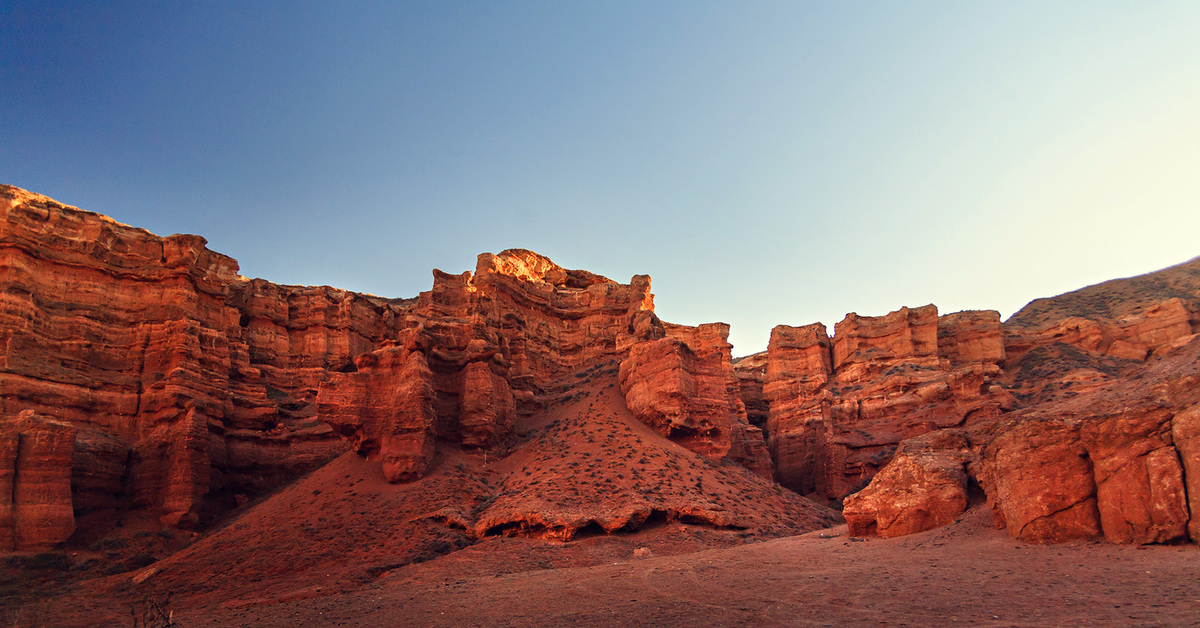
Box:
[983,338,1200,544]
[843,429,974,538]
[1005,255,1200,332]
[832,257,1200,545]
[0,185,773,550]
[1172,404,1200,542]
[849,332,1200,545]
[618,322,773,478]
[7,182,1200,552]
[764,307,1012,500]
[316,346,438,482]
[1,186,407,533]
[0,412,77,551]
[732,351,769,429]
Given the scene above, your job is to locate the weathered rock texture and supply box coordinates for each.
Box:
[7,183,1200,550]
[316,346,438,482]
[1,412,77,551]
[0,185,773,549]
[842,258,1200,544]
[1006,256,1200,332]
[843,429,975,538]
[764,307,1012,500]
[1001,258,1200,407]
[619,322,771,477]
[732,351,769,429]
[973,338,1200,544]
[0,186,407,536]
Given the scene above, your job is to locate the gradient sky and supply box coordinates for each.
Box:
[3,2,1199,355]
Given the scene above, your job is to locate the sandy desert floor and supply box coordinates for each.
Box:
[173,506,1200,628]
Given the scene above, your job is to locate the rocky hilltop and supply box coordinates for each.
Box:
[3,183,1200,571]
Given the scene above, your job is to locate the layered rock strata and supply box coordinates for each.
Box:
[0,185,772,549]
[763,306,1012,499]
[619,322,773,478]
[846,323,1200,544]
[1,186,408,534]
[1,412,77,551]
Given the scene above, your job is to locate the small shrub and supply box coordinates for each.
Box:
[23,553,70,571]
[129,591,175,627]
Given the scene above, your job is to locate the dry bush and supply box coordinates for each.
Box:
[129,591,176,627]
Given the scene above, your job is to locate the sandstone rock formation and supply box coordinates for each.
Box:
[1006,255,1200,332]
[979,337,1200,544]
[1,412,77,551]
[980,414,1102,542]
[1172,404,1200,542]
[1,186,404,534]
[1001,260,1200,407]
[0,185,773,550]
[316,345,438,482]
[6,182,1200,553]
[732,351,769,429]
[846,291,1200,544]
[619,322,770,475]
[842,429,977,538]
[763,307,1012,500]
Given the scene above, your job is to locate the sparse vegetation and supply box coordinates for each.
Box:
[129,591,175,628]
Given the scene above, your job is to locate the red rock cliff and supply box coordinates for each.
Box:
[0,186,772,550]
[764,306,1012,500]
[839,258,1200,545]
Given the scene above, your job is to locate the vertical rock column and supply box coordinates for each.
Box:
[763,323,833,495]
[0,413,77,551]
[317,346,438,483]
[1173,404,1200,542]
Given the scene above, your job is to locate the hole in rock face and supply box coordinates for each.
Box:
[966,476,987,506]
[482,521,521,537]
[642,509,670,527]
[355,352,379,369]
[570,521,607,540]
[357,438,381,458]
[667,425,696,438]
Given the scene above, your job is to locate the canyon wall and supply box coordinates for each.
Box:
[759,306,1011,500]
[5,183,1200,550]
[0,186,771,550]
[840,256,1200,544]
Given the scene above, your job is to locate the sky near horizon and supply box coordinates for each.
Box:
[3,2,1199,355]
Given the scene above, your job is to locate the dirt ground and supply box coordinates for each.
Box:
[168,506,1200,627]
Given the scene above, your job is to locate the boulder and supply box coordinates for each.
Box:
[843,430,972,538]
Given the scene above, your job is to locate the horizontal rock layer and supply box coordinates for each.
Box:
[760,306,1012,500]
[842,274,1200,543]
[0,186,773,549]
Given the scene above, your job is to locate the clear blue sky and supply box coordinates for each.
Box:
[4,1,1199,354]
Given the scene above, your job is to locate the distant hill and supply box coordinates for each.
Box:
[1006,255,1200,328]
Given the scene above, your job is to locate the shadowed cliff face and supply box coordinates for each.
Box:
[0,185,773,550]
